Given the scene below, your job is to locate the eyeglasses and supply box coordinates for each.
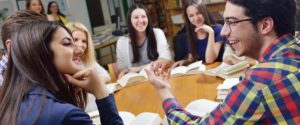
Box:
[224,18,252,32]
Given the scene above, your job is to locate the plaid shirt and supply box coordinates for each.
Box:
[0,55,7,86]
[163,34,300,124]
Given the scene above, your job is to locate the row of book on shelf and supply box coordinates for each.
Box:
[106,60,250,93]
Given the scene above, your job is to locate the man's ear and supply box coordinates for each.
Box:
[258,17,274,35]
[5,39,11,49]
[5,39,11,56]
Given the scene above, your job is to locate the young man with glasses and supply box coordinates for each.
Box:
[145,0,300,124]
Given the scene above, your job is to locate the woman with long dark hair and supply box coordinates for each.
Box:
[116,4,172,78]
[172,1,225,68]
[26,0,45,14]
[0,21,123,125]
[47,1,68,25]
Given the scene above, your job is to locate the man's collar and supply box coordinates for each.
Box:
[259,34,295,62]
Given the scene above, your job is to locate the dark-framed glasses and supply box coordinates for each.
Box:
[224,18,252,32]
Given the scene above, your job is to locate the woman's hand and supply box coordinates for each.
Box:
[171,60,188,69]
[118,69,129,79]
[65,68,109,99]
[195,24,214,34]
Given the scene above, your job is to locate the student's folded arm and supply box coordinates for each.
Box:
[205,31,223,63]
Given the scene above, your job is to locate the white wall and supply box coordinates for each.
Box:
[0,0,15,49]
[66,0,92,33]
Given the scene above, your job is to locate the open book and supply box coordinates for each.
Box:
[204,61,250,79]
[217,78,240,100]
[119,111,162,125]
[185,99,219,117]
[162,99,219,125]
[117,69,148,87]
[106,69,148,93]
[87,110,162,125]
[171,60,205,76]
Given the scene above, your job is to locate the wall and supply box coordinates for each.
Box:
[0,0,15,49]
[66,0,92,33]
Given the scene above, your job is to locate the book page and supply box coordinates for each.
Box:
[205,62,231,75]
[138,69,148,79]
[220,61,249,75]
[106,83,118,93]
[171,66,188,76]
[185,99,219,117]
[186,60,203,71]
[217,78,240,89]
[119,111,136,125]
[131,112,162,125]
[117,72,146,87]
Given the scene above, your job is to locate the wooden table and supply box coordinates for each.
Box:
[114,62,223,117]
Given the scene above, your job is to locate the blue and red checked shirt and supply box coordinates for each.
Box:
[163,34,300,124]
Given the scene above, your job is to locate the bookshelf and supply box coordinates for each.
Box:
[161,0,226,38]
[134,0,165,29]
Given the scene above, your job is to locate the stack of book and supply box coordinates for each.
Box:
[216,78,240,101]
[204,61,250,79]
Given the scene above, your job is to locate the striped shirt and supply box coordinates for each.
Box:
[163,34,300,124]
[0,55,7,86]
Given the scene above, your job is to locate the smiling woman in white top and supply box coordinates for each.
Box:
[116,4,172,78]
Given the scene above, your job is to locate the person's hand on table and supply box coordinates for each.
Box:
[145,62,174,100]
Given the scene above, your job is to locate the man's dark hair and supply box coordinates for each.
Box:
[1,10,47,50]
[228,0,296,36]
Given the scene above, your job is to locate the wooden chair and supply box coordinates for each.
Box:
[108,63,118,82]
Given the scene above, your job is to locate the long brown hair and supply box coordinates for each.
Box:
[26,0,45,14]
[0,21,87,125]
[127,4,159,63]
[183,1,216,60]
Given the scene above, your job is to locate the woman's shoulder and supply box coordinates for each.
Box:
[212,24,223,31]
[117,35,130,45]
[153,28,164,34]
[19,86,84,124]
[117,35,130,42]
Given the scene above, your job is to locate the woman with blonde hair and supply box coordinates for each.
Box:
[66,22,110,82]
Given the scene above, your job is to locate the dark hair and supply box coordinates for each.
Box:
[127,4,159,63]
[47,1,66,17]
[228,0,296,36]
[1,10,47,50]
[183,1,216,60]
[26,0,45,14]
[0,21,87,125]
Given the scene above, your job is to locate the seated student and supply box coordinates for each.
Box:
[47,1,68,25]
[145,0,300,124]
[116,4,172,78]
[0,21,123,125]
[26,0,45,15]
[223,44,258,66]
[173,27,188,61]
[172,1,226,68]
[66,22,111,83]
[0,10,47,86]
[66,22,111,113]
